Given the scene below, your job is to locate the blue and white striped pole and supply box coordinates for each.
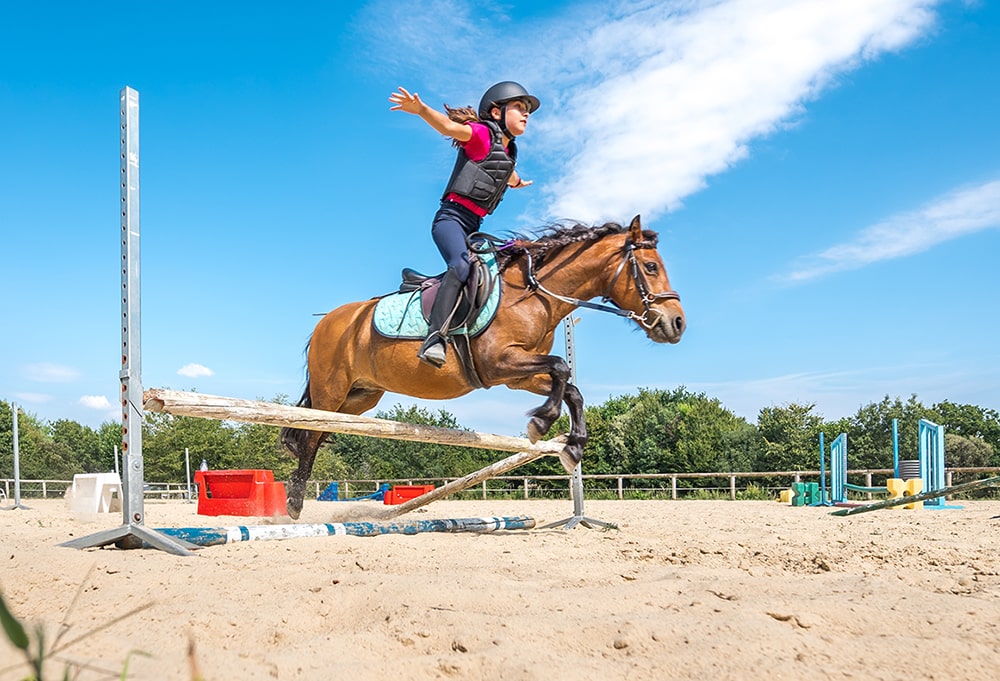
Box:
[150,516,535,548]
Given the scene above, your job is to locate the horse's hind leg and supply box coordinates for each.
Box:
[281,384,385,520]
[280,381,326,519]
[283,429,328,519]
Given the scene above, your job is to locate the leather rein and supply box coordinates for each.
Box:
[521,238,681,329]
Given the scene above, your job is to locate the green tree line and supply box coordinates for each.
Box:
[1,390,998,483]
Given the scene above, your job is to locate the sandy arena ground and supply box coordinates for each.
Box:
[2,496,999,680]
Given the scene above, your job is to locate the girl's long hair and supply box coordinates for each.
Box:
[445,104,479,147]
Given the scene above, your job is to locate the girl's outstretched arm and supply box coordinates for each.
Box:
[389,87,473,143]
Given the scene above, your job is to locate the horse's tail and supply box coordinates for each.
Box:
[293,378,313,409]
[280,339,315,458]
[279,378,313,459]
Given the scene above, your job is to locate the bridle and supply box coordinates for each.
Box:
[521,237,681,329]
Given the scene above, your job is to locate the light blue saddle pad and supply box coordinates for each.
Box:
[372,252,501,340]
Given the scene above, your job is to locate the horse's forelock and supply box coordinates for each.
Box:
[638,229,659,248]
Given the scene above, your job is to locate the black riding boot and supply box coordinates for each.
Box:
[417,269,464,368]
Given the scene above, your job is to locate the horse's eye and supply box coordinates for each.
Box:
[643,261,658,275]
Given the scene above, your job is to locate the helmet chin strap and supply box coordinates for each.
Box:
[495,102,511,137]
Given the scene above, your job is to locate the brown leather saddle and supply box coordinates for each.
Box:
[394,255,498,388]
[397,255,495,333]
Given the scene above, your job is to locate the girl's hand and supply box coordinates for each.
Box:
[509,174,532,189]
[389,87,424,114]
[389,87,472,142]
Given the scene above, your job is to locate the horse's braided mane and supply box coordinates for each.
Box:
[492,220,658,272]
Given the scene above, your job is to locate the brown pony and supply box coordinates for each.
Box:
[279,215,685,518]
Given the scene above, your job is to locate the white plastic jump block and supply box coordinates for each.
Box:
[69,473,123,513]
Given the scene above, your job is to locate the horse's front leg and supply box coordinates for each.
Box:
[524,355,570,443]
[490,350,585,473]
[558,382,588,472]
[527,372,588,473]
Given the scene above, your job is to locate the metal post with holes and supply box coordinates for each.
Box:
[59,88,196,555]
[540,318,614,530]
[2,402,30,510]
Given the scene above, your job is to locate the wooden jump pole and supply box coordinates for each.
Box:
[830,475,1000,517]
[143,388,565,516]
[378,443,563,518]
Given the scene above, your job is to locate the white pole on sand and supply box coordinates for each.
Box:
[185,447,193,503]
[2,401,30,510]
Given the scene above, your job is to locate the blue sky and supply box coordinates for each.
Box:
[2,0,998,439]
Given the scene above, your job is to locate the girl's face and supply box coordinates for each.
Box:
[493,99,530,136]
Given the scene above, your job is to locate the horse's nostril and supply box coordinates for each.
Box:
[674,316,685,333]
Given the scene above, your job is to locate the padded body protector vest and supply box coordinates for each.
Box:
[442,120,517,215]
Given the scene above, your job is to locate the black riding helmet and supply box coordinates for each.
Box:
[478,81,540,136]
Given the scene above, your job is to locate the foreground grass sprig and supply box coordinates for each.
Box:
[0,566,155,681]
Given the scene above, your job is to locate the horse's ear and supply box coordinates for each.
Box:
[628,215,642,242]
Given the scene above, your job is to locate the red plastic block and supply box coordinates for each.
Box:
[383,484,436,505]
[194,469,287,516]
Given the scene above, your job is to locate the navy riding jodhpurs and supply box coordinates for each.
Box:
[431,200,484,283]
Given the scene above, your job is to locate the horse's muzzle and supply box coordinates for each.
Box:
[644,307,685,344]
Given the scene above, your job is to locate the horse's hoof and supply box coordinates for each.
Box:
[286,501,302,520]
[559,448,581,474]
[526,419,543,443]
[558,441,583,473]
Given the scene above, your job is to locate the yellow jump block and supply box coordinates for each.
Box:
[886,478,923,510]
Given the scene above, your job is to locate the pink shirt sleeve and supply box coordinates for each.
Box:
[461,122,492,162]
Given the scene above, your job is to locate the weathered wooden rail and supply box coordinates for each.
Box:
[143,388,565,517]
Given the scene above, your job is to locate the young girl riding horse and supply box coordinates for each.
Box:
[388,81,540,367]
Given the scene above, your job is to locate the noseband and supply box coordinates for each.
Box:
[523,238,680,328]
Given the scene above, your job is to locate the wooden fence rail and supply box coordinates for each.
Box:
[313,467,1000,501]
[8,468,998,503]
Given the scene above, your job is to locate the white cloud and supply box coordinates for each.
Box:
[534,0,940,222]
[357,0,498,74]
[361,0,942,224]
[21,362,80,383]
[178,363,214,378]
[80,395,112,409]
[779,178,1000,282]
[12,392,53,404]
